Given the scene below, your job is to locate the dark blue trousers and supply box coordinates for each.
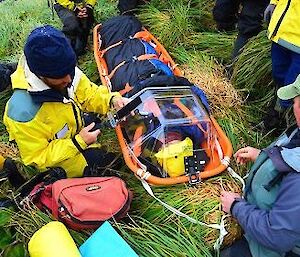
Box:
[220,237,252,257]
[271,43,300,108]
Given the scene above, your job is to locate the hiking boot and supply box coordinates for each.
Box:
[256,108,287,136]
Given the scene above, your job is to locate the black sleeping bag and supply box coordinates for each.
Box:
[99,15,191,96]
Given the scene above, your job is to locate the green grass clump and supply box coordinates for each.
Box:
[0,0,59,61]
[117,217,213,257]
[94,0,118,23]
[185,32,235,63]
[232,30,273,100]
[138,0,199,49]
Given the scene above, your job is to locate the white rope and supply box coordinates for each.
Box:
[125,137,228,251]
[227,166,245,192]
[140,179,228,251]
[221,156,230,167]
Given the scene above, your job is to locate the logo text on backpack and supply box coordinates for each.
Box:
[86,185,101,191]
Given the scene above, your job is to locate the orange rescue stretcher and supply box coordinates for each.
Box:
[93,24,233,185]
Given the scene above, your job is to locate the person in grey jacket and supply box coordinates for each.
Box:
[220,74,300,257]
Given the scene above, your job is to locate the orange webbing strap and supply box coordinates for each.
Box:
[100,40,123,58]
[137,54,157,61]
[133,31,151,41]
[132,126,144,157]
[173,98,208,135]
[107,60,126,79]
[119,83,133,96]
[107,54,158,80]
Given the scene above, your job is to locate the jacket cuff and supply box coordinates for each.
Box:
[109,92,122,108]
[230,198,244,216]
[72,134,88,153]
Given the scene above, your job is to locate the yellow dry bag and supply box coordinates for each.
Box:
[28,221,81,257]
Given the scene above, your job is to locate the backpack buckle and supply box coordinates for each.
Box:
[184,150,208,186]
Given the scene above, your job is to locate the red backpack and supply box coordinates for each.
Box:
[28,177,133,230]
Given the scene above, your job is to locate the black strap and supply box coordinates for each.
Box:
[114,96,142,122]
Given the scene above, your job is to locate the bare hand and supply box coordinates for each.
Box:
[79,122,100,145]
[234,146,261,165]
[111,96,130,111]
[220,191,241,214]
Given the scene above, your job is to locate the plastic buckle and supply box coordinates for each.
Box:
[107,112,118,128]
[132,55,138,62]
[184,150,208,186]
[184,155,201,186]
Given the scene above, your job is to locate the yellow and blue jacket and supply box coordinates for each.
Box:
[268,0,300,53]
[56,0,96,11]
[3,56,119,177]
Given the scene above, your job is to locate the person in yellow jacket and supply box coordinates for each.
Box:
[262,0,300,131]
[3,25,129,178]
[54,0,96,56]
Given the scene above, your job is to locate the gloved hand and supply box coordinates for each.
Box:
[74,6,88,18]
[264,4,276,23]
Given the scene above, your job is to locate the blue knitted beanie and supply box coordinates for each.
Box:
[24,25,76,79]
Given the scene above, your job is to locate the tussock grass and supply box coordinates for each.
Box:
[172,47,244,119]
[138,0,198,48]
[117,217,213,257]
[0,0,59,61]
[127,173,242,248]
[185,32,235,63]
[232,30,273,99]
[0,142,19,160]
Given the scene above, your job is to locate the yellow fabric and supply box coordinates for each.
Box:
[155,137,193,177]
[4,61,120,177]
[56,0,96,10]
[28,221,81,257]
[0,155,5,170]
[268,0,300,51]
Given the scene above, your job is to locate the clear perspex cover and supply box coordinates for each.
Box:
[115,86,215,178]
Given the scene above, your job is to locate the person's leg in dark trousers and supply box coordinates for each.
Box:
[281,48,300,107]
[220,237,253,257]
[270,41,300,110]
[76,8,94,56]
[117,0,146,15]
[82,148,123,177]
[232,0,269,59]
[262,42,300,131]
[213,0,240,32]
[54,4,81,54]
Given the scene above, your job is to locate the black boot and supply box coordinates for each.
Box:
[260,98,287,135]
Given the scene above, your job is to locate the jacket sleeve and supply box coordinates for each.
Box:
[270,0,278,5]
[74,73,120,115]
[232,173,300,253]
[5,118,88,171]
[56,0,75,10]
